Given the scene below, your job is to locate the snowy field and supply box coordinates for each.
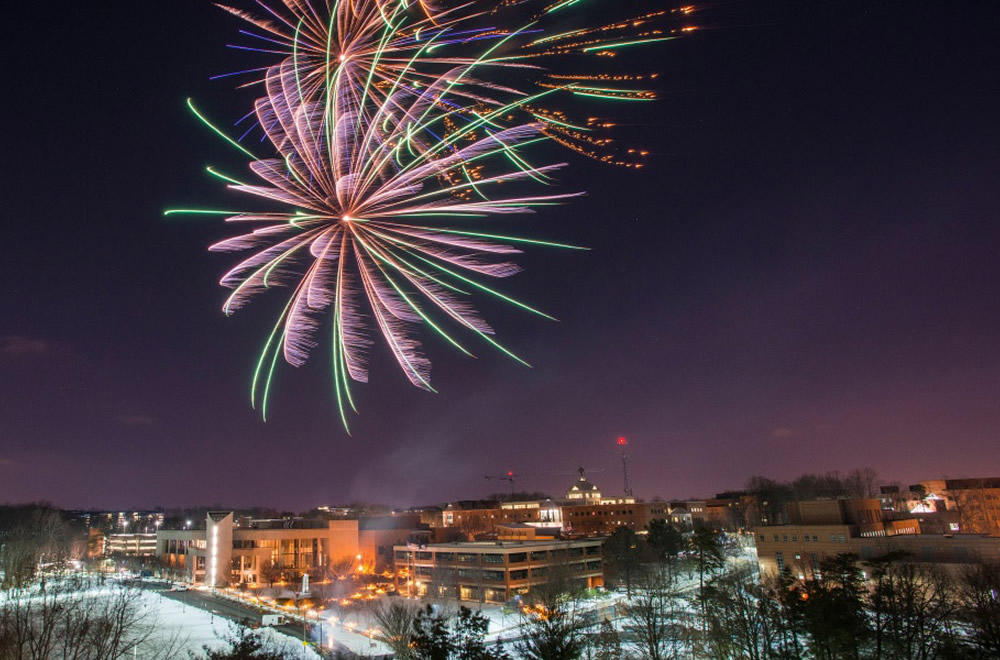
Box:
[139,590,325,658]
[0,583,323,659]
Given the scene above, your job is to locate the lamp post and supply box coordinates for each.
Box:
[307,609,321,649]
[298,599,307,647]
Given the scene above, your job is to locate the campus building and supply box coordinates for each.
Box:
[441,499,563,538]
[880,477,1000,536]
[156,511,420,587]
[754,498,1000,578]
[393,535,604,604]
[439,470,686,539]
[66,509,164,534]
[105,532,158,557]
[561,500,670,536]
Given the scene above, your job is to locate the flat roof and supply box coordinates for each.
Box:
[395,539,601,551]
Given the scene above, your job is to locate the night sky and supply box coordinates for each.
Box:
[3,1,999,510]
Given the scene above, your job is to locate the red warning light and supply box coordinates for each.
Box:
[507,471,514,477]
[617,436,628,446]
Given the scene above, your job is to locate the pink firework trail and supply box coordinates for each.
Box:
[171,0,681,428]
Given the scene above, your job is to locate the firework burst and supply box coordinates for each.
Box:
[173,0,681,428]
[216,0,699,166]
[174,43,582,429]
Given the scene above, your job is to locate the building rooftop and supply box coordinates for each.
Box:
[396,538,600,551]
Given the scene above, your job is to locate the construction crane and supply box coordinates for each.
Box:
[486,468,606,500]
[618,436,634,498]
[484,471,519,498]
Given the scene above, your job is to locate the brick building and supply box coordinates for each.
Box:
[754,498,999,578]
[393,536,604,603]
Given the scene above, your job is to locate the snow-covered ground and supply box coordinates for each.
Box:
[0,582,323,659]
[139,590,324,658]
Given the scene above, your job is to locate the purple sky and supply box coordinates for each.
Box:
[2,0,999,510]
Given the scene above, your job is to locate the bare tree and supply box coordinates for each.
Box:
[258,558,282,589]
[702,567,783,660]
[865,554,963,659]
[744,477,792,527]
[960,561,1000,657]
[0,580,186,659]
[620,566,687,660]
[329,554,356,580]
[590,618,623,660]
[373,600,418,659]
[844,468,880,500]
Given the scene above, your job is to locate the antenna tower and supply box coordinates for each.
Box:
[618,436,634,498]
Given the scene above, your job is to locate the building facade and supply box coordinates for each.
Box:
[393,538,604,604]
[754,497,999,578]
[156,512,417,587]
[881,477,1000,536]
[438,471,692,539]
[105,532,157,557]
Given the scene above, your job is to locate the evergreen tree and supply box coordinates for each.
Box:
[800,554,869,660]
[412,605,453,660]
[453,606,498,660]
[646,520,683,581]
[604,527,643,598]
[690,526,725,629]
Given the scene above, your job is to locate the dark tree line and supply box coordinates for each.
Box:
[0,503,75,589]
[600,517,1000,659]
[743,468,880,527]
[697,554,1000,660]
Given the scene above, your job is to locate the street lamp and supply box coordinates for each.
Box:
[308,609,322,648]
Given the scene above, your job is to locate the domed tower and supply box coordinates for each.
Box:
[565,467,602,502]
